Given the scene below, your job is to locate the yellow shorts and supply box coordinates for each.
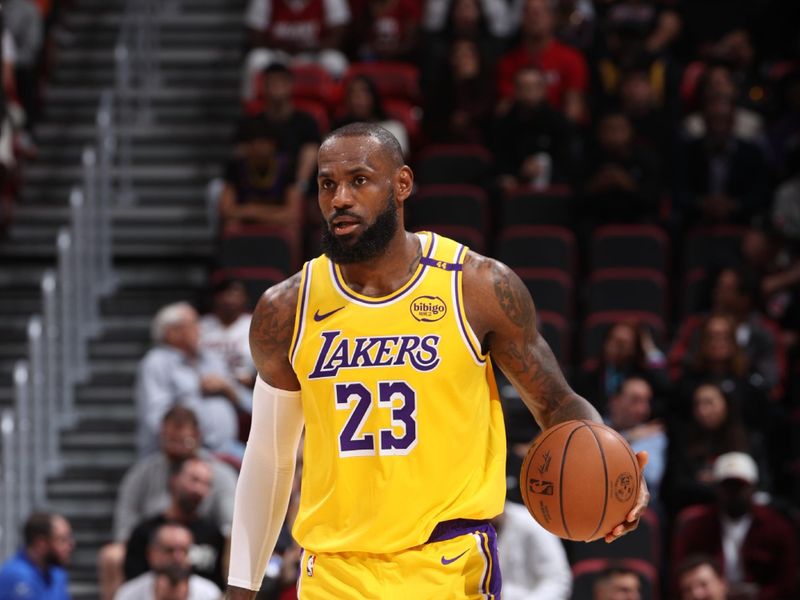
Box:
[297,520,501,600]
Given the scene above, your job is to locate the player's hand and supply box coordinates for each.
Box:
[604,451,650,543]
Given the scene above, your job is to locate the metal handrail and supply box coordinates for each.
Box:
[0,0,152,560]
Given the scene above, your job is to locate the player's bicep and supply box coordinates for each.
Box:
[249,275,302,391]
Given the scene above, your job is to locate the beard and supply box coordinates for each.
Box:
[321,192,398,264]
[45,549,65,567]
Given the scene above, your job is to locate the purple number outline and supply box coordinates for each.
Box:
[335,382,375,456]
[377,381,418,455]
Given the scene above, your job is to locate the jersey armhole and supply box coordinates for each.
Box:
[452,244,487,365]
[288,261,313,368]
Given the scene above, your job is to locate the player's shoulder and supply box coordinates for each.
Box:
[462,250,518,298]
[253,271,303,318]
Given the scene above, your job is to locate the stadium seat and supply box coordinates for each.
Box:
[538,311,571,364]
[590,225,669,272]
[414,144,492,186]
[515,267,574,319]
[586,268,667,319]
[571,558,659,600]
[681,267,708,317]
[342,61,421,103]
[384,98,421,146]
[683,225,746,272]
[218,225,300,275]
[582,311,666,364]
[406,184,488,236]
[501,185,575,228]
[289,63,337,105]
[564,507,661,567]
[496,225,576,273]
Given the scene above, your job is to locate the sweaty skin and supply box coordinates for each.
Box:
[226,133,649,600]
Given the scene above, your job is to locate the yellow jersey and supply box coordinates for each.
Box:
[288,233,506,554]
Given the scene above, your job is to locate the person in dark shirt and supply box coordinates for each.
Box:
[491,65,576,192]
[219,119,299,230]
[124,457,226,589]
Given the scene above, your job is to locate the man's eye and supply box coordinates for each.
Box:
[354,176,367,185]
[322,180,334,190]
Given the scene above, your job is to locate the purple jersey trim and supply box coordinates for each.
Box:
[330,234,437,305]
[419,256,463,271]
[453,244,486,364]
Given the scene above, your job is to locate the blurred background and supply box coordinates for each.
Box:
[0,0,799,598]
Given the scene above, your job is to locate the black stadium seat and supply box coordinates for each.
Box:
[413,224,486,254]
[219,225,300,275]
[515,267,574,319]
[414,144,492,186]
[538,311,571,364]
[496,225,576,273]
[683,225,746,271]
[501,185,575,228]
[406,184,488,235]
[211,267,285,310]
[564,507,661,567]
[586,268,667,319]
[590,224,669,272]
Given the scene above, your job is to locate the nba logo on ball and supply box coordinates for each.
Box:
[614,472,635,502]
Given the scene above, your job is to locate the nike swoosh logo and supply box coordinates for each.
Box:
[313,306,345,321]
[440,550,469,565]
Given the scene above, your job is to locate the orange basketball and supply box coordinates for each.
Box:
[519,420,640,541]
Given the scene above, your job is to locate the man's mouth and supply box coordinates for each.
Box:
[331,216,361,236]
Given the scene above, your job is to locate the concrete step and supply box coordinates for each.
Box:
[64,12,242,29]
[0,261,208,287]
[43,102,240,127]
[19,183,210,206]
[44,84,240,104]
[56,46,241,67]
[63,430,136,450]
[35,121,231,142]
[49,478,120,499]
[8,222,211,242]
[11,204,211,223]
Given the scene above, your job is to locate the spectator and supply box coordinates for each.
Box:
[4,0,43,139]
[580,110,662,224]
[242,0,350,96]
[240,63,321,197]
[0,513,74,600]
[683,63,764,143]
[493,501,572,600]
[676,313,770,428]
[663,382,769,515]
[676,94,770,226]
[498,0,588,122]
[490,65,576,192]
[421,0,508,94]
[592,566,641,600]
[575,321,668,417]
[606,376,667,503]
[618,67,674,157]
[424,36,496,144]
[676,555,728,600]
[672,452,798,600]
[219,119,301,231]
[199,280,256,388]
[348,0,422,62]
[124,457,227,589]
[114,524,220,600]
[594,0,682,56]
[552,0,595,52]
[98,407,238,600]
[135,302,251,458]
[670,267,783,392]
[332,75,409,156]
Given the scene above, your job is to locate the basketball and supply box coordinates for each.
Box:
[519,420,640,542]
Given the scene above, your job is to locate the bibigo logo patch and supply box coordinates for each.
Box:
[410,295,447,322]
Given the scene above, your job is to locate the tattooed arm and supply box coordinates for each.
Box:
[462,252,599,428]
[463,253,649,540]
[249,272,302,390]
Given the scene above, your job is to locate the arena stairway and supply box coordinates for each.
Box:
[0,0,245,597]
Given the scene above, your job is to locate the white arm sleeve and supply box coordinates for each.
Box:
[227,376,304,590]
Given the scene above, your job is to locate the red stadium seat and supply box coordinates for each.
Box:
[343,61,421,103]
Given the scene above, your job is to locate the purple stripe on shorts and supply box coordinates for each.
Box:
[427,519,503,598]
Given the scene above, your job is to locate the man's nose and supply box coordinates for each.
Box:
[332,182,354,209]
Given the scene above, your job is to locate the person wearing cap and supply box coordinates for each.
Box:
[672,452,798,600]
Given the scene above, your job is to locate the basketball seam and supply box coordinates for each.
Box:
[584,422,610,541]
[521,420,576,518]
[559,424,586,540]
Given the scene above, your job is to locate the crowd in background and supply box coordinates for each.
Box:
[3,0,800,599]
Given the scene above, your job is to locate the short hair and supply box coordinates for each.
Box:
[594,565,642,591]
[162,405,199,430]
[262,62,291,78]
[168,455,208,479]
[676,554,723,580]
[321,122,404,169]
[23,512,54,545]
[148,521,193,550]
[150,302,194,344]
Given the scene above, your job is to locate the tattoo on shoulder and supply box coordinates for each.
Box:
[490,261,533,328]
[250,272,301,357]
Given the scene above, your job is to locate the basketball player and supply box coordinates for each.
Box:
[225,123,650,599]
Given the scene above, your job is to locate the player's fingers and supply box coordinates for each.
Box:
[635,450,649,469]
[626,480,650,523]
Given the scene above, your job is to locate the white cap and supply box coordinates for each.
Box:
[713,452,758,485]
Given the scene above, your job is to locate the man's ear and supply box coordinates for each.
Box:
[395,165,414,202]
